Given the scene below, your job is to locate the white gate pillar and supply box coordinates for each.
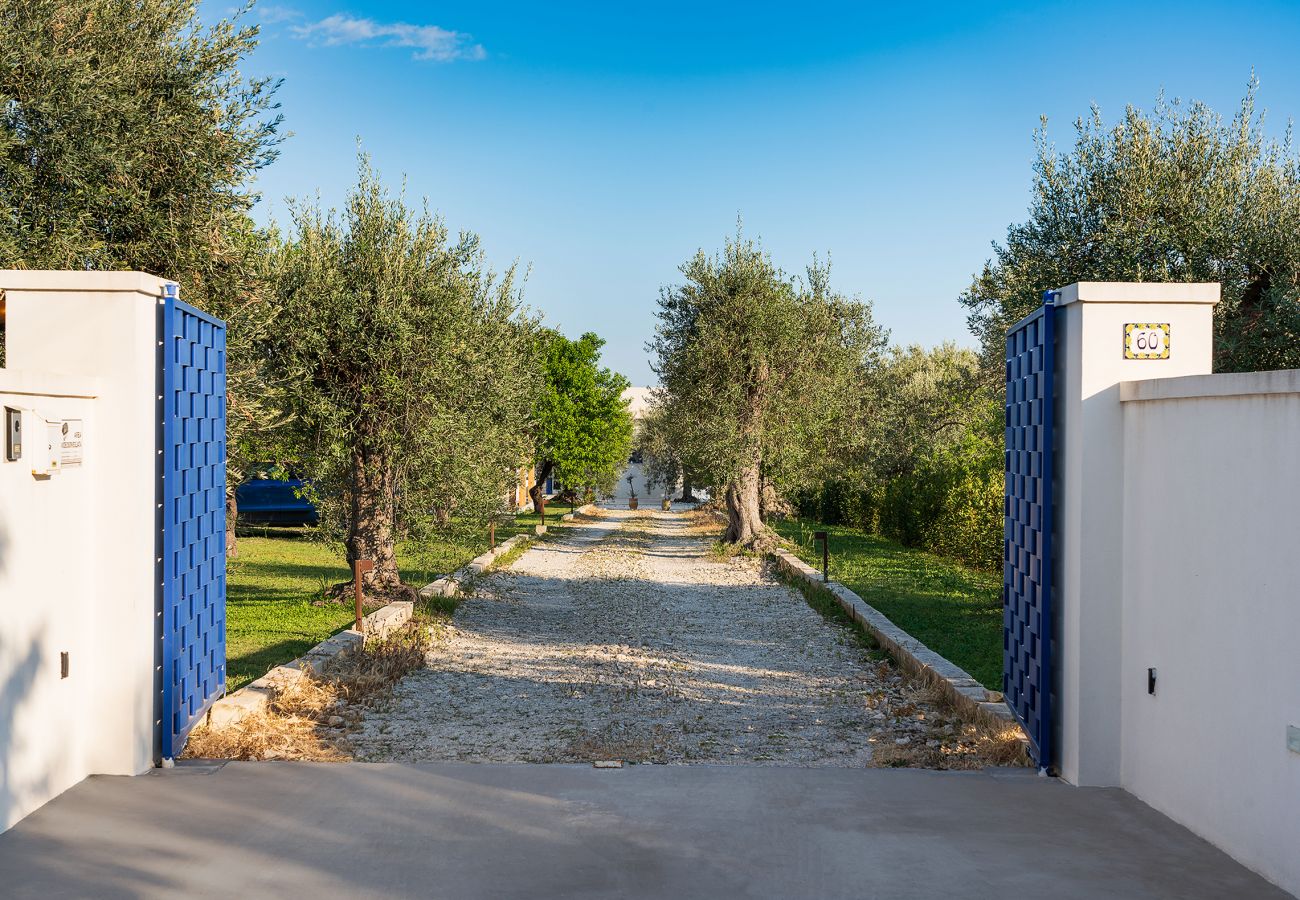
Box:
[2,271,172,784]
[1052,282,1219,785]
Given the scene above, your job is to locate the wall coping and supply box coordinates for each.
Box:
[0,270,173,295]
[1120,369,1300,403]
[1054,281,1221,306]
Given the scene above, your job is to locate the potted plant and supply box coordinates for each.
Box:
[627,475,639,510]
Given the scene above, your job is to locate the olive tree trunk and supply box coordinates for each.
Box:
[677,472,698,502]
[345,446,404,597]
[225,490,239,558]
[724,461,764,546]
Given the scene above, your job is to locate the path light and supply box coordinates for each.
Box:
[353,558,374,632]
[813,531,829,583]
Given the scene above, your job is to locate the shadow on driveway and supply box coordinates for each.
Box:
[0,762,1289,899]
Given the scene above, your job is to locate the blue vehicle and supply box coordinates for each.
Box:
[235,464,318,526]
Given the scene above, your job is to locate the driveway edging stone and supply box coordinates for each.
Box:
[202,599,414,735]
[769,548,1021,736]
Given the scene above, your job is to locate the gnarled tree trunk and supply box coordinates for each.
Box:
[677,471,698,502]
[345,445,406,599]
[724,461,764,546]
[528,459,555,513]
[226,489,239,558]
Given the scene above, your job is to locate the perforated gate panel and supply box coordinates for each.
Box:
[1003,294,1056,769]
[160,287,227,759]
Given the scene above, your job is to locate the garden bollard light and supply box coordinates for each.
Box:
[813,531,828,583]
[490,520,496,551]
[353,558,373,632]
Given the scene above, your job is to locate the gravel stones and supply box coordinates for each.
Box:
[350,509,951,766]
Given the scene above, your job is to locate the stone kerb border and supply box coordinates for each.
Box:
[203,599,414,733]
[419,534,528,598]
[418,503,598,598]
[769,548,1020,735]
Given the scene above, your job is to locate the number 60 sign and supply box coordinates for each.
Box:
[1124,323,1170,360]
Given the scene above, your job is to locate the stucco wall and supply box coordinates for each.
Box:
[0,271,169,832]
[1052,282,1218,786]
[1120,371,1300,897]
[0,373,99,831]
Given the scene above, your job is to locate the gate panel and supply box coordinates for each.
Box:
[160,285,227,759]
[1003,292,1056,769]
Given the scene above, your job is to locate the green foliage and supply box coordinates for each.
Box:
[636,402,682,494]
[533,330,633,494]
[962,79,1300,373]
[796,343,1002,571]
[774,519,1002,689]
[650,228,888,542]
[0,0,285,487]
[0,0,281,269]
[265,156,540,585]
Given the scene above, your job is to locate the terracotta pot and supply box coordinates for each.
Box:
[629,497,639,510]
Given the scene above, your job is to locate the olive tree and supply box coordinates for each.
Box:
[636,402,701,502]
[266,159,540,598]
[0,0,285,551]
[650,232,887,547]
[963,80,1300,373]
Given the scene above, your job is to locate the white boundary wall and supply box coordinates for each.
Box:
[1119,371,1300,895]
[0,271,170,831]
[1054,282,1300,896]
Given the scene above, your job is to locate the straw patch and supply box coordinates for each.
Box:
[183,622,433,762]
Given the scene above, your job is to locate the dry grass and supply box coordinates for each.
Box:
[183,623,433,762]
[867,681,1030,770]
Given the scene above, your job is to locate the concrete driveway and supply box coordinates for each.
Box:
[0,761,1289,899]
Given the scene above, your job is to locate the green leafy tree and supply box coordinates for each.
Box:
[650,231,888,547]
[0,0,285,551]
[866,343,988,480]
[962,79,1300,373]
[529,330,633,510]
[266,158,540,598]
[795,342,1003,569]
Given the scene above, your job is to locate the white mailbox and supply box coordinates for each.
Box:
[30,415,83,475]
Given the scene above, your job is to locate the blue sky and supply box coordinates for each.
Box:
[225,1,1300,385]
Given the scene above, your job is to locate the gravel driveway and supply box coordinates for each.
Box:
[351,508,946,765]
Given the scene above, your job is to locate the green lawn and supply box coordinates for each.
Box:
[226,512,568,690]
[771,519,1003,690]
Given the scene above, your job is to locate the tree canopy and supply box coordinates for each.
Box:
[962,80,1300,373]
[265,158,540,596]
[650,231,887,546]
[0,0,286,549]
[529,330,633,508]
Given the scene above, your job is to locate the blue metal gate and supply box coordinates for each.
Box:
[1003,291,1056,770]
[159,284,228,759]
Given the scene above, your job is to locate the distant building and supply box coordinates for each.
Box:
[622,386,654,434]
